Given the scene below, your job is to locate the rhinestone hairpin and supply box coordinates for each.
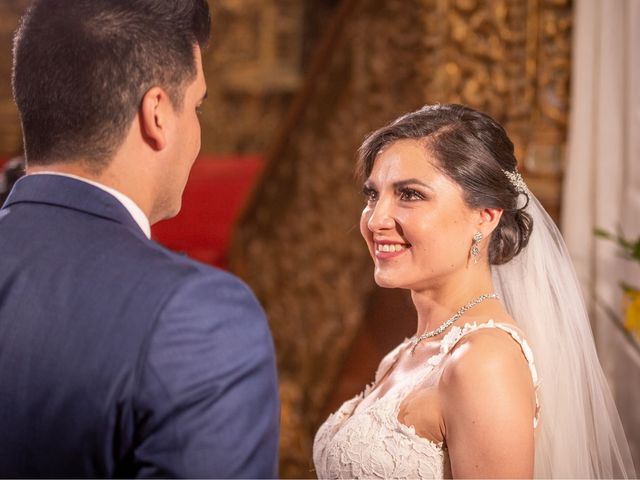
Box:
[502,169,527,193]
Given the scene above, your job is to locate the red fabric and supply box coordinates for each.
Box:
[0,156,12,169]
[151,156,264,268]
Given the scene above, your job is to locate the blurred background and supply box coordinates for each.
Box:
[1,0,638,477]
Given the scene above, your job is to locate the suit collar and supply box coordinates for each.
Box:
[2,174,148,239]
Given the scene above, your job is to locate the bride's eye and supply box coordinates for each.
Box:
[362,186,378,203]
[399,188,425,201]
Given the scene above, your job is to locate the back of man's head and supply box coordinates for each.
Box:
[12,0,211,174]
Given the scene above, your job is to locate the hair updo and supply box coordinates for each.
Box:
[357,103,532,265]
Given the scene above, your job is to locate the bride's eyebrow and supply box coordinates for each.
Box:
[393,179,434,192]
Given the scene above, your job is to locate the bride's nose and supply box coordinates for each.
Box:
[367,197,396,231]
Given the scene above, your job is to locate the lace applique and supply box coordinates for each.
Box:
[313,320,539,479]
[313,390,451,479]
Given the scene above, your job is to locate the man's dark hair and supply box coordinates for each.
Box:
[12,0,211,172]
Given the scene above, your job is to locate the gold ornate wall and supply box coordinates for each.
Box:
[232,0,572,477]
[200,0,306,153]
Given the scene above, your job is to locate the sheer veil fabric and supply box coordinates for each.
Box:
[492,193,636,478]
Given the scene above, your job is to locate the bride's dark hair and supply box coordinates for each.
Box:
[357,103,532,265]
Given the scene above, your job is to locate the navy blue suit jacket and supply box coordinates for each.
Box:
[0,175,279,478]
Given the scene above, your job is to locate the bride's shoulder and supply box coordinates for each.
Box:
[435,323,538,478]
[439,323,534,397]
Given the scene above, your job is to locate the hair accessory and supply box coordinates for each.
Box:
[410,293,499,354]
[502,169,527,194]
[471,231,483,264]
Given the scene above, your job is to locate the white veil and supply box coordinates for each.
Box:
[492,193,636,478]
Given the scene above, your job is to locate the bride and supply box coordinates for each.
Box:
[313,104,636,478]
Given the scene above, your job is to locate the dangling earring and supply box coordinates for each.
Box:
[471,231,483,264]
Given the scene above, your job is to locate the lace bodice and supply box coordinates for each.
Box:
[313,321,539,479]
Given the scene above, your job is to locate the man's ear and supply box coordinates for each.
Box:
[139,86,171,151]
[477,207,503,236]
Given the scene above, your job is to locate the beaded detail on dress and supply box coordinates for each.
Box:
[313,320,540,479]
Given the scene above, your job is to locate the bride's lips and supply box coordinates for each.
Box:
[374,240,411,259]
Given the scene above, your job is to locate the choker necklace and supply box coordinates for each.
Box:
[410,293,499,354]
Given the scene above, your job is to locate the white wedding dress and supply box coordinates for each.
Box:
[313,320,539,479]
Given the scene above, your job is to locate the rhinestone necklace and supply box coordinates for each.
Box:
[410,293,499,354]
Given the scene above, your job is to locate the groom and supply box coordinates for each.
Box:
[0,0,279,477]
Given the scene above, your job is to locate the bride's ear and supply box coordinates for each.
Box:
[477,207,503,236]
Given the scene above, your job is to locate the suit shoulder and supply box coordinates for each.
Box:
[139,240,254,295]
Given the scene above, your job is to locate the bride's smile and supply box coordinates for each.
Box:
[373,240,411,258]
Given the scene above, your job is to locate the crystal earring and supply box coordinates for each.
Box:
[471,231,483,264]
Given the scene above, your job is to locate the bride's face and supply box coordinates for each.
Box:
[359,139,478,291]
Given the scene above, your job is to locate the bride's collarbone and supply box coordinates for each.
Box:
[355,339,443,413]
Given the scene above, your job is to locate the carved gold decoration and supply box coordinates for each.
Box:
[214,0,304,93]
[198,0,305,153]
[232,0,572,477]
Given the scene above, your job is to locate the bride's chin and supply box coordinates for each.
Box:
[373,273,403,289]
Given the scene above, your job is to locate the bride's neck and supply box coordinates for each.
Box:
[411,270,496,337]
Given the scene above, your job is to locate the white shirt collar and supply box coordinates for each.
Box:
[30,172,151,239]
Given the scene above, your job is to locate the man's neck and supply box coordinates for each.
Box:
[28,162,100,180]
[27,162,153,221]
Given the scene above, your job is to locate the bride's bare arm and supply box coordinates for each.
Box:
[439,329,536,478]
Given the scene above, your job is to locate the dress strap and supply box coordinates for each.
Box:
[438,320,541,428]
